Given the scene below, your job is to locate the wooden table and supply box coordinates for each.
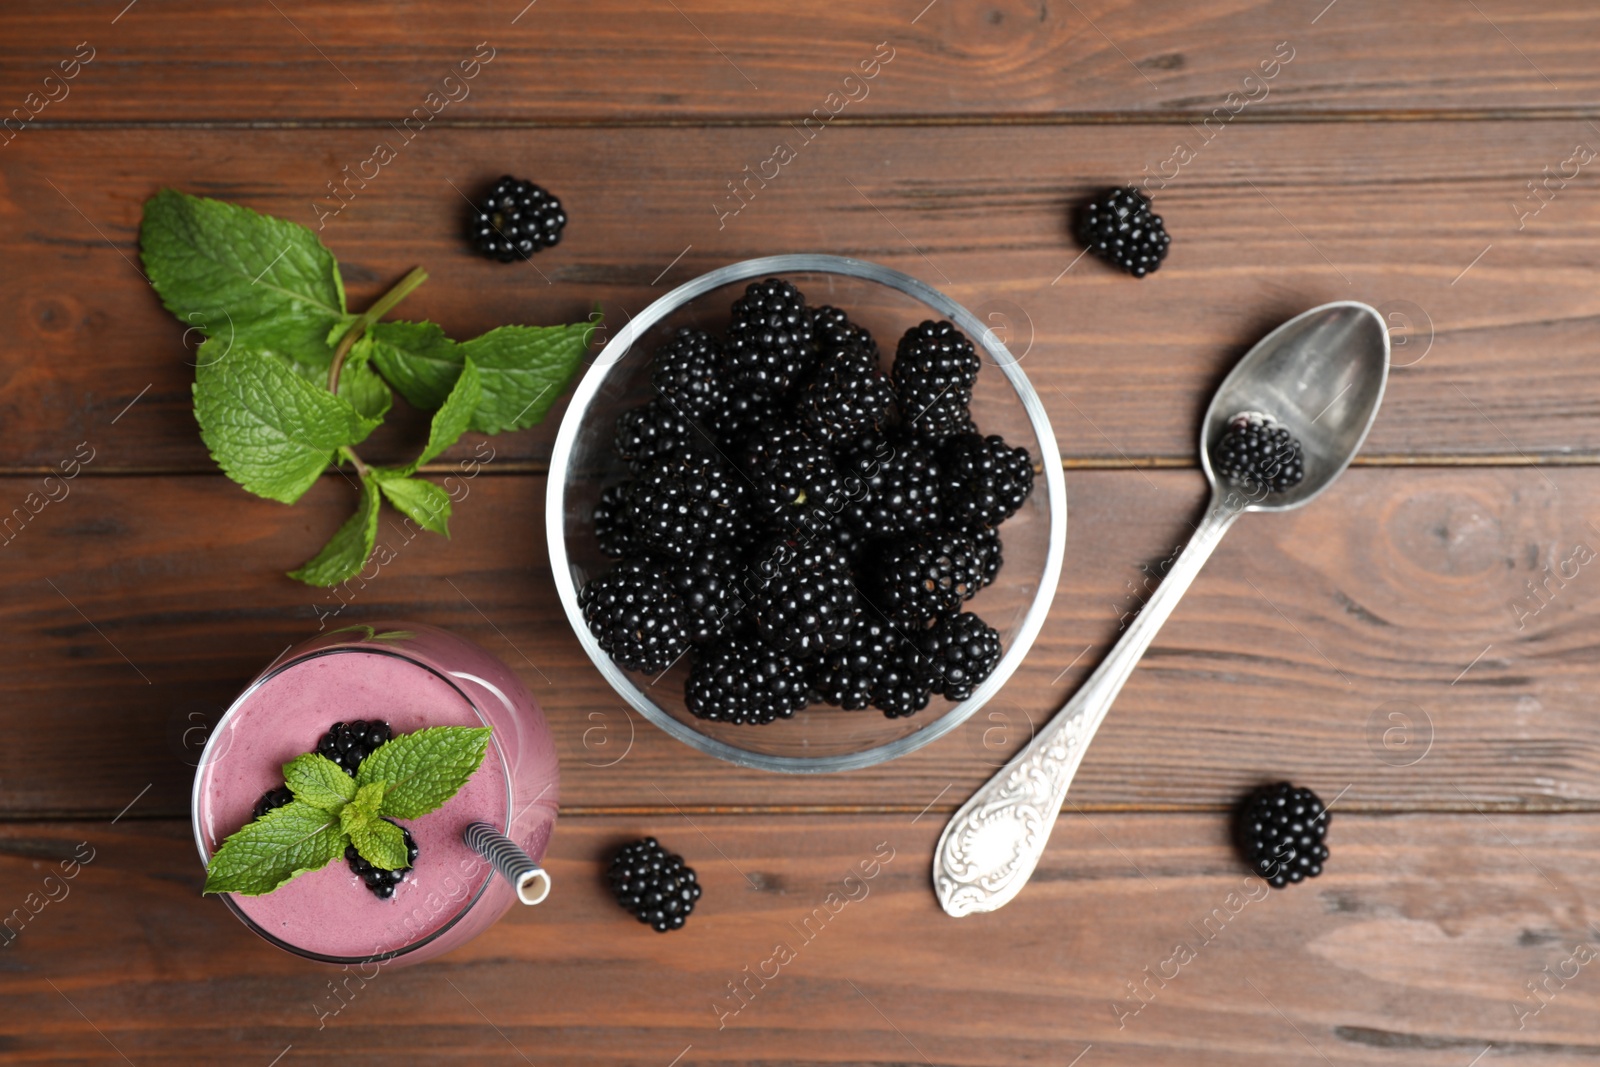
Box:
[4,2,1599,1063]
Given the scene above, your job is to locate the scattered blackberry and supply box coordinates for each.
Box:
[873,637,937,718]
[251,786,295,821]
[607,837,702,932]
[724,278,816,395]
[685,631,809,724]
[940,433,1035,529]
[841,436,942,539]
[893,321,980,443]
[1235,782,1330,889]
[345,822,419,900]
[1077,186,1170,278]
[316,720,393,776]
[614,399,697,470]
[919,612,1002,701]
[795,341,895,448]
[651,328,725,421]
[1213,414,1306,495]
[672,544,749,645]
[594,482,638,559]
[868,531,983,624]
[747,535,859,657]
[468,175,566,262]
[580,559,690,673]
[972,525,1003,588]
[740,422,855,534]
[626,451,751,559]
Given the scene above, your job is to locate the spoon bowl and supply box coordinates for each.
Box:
[1200,301,1390,512]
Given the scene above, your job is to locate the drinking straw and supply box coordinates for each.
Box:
[463,822,551,905]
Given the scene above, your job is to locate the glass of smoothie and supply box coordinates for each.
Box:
[191,622,559,967]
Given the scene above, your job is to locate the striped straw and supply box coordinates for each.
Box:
[463,822,551,906]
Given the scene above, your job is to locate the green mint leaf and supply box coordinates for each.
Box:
[459,323,593,433]
[367,321,459,410]
[374,474,452,536]
[281,753,357,812]
[347,812,410,871]
[193,340,381,505]
[357,726,492,820]
[337,335,393,420]
[413,356,480,471]
[368,320,593,433]
[202,800,344,896]
[140,188,352,375]
[287,470,380,586]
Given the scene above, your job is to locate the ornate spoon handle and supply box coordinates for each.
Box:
[934,490,1242,916]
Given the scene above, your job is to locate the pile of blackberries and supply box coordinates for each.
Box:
[580,278,1035,724]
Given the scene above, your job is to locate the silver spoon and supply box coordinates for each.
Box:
[933,301,1391,917]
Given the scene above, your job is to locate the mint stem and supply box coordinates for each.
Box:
[326,266,430,393]
[338,445,371,480]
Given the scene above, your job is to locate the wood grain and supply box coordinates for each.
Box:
[2,1,1598,124]
[3,812,1596,1065]
[5,122,1599,472]
[2,466,1596,819]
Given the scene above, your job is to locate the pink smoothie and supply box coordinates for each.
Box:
[193,624,559,966]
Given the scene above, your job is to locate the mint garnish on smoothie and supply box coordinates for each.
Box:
[204,725,490,897]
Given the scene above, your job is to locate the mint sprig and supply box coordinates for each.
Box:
[203,725,492,896]
[140,189,597,587]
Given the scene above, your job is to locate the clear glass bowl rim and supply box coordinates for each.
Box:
[546,254,1067,773]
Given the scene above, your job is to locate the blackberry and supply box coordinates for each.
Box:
[468,175,566,262]
[873,638,937,718]
[607,837,702,932]
[972,525,1003,588]
[316,720,393,776]
[1077,186,1170,278]
[1213,414,1305,495]
[671,544,749,645]
[651,328,725,421]
[345,822,419,900]
[1235,782,1330,889]
[840,436,942,539]
[251,786,295,821]
[724,278,816,395]
[627,451,751,559]
[867,530,983,624]
[685,631,809,724]
[747,535,858,657]
[940,433,1035,529]
[810,305,863,347]
[893,321,980,443]
[711,387,779,445]
[740,422,855,535]
[580,558,691,673]
[811,618,896,711]
[795,340,895,448]
[918,612,1002,701]
[594,482,638,559]
[614,399,697,470]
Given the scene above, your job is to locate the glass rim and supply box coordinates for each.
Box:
[189,640,514,966]
[546,253,1068,773]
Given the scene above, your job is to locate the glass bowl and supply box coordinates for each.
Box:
[547,255,1066,773]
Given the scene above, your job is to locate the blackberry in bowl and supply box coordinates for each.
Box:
[548,256,1066,773]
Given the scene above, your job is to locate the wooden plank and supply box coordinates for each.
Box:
[2,2,1598,124]
[2,811,1596,1064]
[2,466,1597,818]
[4,122,1598,472]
